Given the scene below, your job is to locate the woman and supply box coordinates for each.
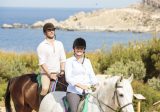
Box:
[65,37,97,112]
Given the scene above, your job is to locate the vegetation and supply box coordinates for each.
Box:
[133,80,160,112]
[0,38,160,111]
[98,38,160,81]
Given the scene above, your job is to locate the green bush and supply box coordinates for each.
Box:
[0,51,39,80]
[148,77,160,91]
[98,42,143,74]
[133,80,160,112]
[106,60,146,80]
[0,78,7,101]
[141,38,160,82]
[98,38,160,81]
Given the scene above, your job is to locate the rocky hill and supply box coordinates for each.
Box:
[2,3,160,33]
[143,0,160,8]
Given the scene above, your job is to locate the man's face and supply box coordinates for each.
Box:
[45,28,55,39]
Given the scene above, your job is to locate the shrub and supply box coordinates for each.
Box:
[98,42,143,74]
[0,78,7,101]
[141,38,160,82]
[133,80,160,112]
[106,60,146,80]
[148,77,160,91]
[0,51,39,80]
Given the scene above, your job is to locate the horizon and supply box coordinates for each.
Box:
[1,0,141,8]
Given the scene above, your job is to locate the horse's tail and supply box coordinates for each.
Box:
[5,79,12,112]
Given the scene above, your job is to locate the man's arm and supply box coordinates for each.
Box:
[40,64,57,80]
[59,62,65,76]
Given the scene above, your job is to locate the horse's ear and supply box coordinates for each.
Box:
[117,75,123,82]
[128,74,134,83]
[120,76,123,82]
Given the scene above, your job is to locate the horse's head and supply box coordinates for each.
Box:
[91,75,134,112]
[114,74,134,112]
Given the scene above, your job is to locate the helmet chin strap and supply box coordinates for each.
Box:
[82,51,85,64]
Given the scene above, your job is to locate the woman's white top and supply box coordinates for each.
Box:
[65,56,97,95]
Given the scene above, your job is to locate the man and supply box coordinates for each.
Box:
[37,23,66,97]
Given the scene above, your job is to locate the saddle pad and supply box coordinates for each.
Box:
[36,74,57,92]
[36,74,41,87]
[63,96,70,112]
[82,94,90,112]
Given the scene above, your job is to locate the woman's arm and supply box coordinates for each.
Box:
[88,59,98,85]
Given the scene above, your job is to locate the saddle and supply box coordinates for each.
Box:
[36,74,63,104]
[36,74,67,92]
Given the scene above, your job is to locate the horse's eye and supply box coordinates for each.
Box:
[119,94,124,97]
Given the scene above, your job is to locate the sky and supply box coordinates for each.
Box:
[0,0,141,8]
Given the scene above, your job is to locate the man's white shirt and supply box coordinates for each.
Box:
[37,39,66,74]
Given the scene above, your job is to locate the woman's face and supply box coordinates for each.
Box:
[74,47,85,57]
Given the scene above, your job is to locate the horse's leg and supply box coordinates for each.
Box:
[14,104,32,112]
[14,105,24,112]
[5,79,12,112]
[23,104,32,112]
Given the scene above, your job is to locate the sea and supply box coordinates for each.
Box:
[0,7,159,52]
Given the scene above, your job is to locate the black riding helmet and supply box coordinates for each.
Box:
[73,38,86,50]
[43,23,56,33]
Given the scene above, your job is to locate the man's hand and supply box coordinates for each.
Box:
[57,70,65,78]
[50,73,58,80]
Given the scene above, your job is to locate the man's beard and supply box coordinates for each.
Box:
[47,35,54,39]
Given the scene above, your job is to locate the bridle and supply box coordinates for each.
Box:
[90,79,133,112]
[112,82,133,112]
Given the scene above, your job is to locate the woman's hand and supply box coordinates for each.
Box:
[75,83,90,90]
[81,85,90,90]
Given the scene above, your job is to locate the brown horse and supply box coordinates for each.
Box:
[5,73,67,112]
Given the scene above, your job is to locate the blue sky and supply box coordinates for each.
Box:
[1,0,141,8]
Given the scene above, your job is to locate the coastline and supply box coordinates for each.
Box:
[1,3,160,33]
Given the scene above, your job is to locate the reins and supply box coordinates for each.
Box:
[89,94,117,112]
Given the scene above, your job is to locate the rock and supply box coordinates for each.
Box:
[1,24,13,28]
[12,23,29,28]
[31,21,44,28]
[44,18,60,27]
[31,18,59,28]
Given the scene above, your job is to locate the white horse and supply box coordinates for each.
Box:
[39,75,134,112]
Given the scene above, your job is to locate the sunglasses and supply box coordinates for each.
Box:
[47,28,56,32]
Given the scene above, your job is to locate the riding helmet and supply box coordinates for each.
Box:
[73,37,86,49]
